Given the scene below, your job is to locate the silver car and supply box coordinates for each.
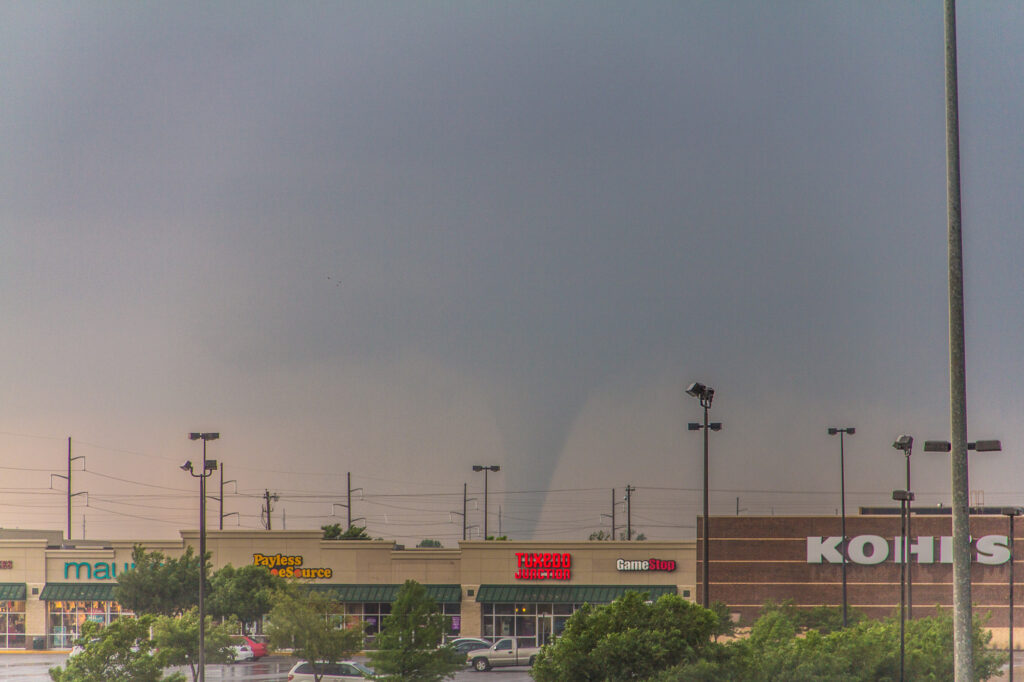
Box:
[287,660,375,680]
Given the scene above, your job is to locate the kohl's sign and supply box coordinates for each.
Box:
[807,535,1009,565]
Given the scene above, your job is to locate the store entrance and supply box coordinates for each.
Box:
[537,613,553,646]
[481,602,579,648]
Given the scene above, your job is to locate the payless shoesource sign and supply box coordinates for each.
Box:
[253,553,333,579]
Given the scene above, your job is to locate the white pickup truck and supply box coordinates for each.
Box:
[467,637,541,671]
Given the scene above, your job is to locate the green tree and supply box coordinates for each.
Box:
[619,530,647,541]
[709,601,736,641]
[49,616,185,682]
[114,545,206,616]
[587,529,647,541]
[531,591,718,682]
[659,606,1005,682]
[152,609,238,682]
[368,580,462,682]
[756,599,862,634]
[417,539,443,548]
[266,585,363,682]
[321,523,371,540]
[207,564,284,632]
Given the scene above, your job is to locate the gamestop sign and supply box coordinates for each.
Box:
[616,558,677,572]
[514,552,572,580]
[807,535,1009,565]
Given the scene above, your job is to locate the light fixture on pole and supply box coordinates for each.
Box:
[893,488,915,682]
[184,432,219,682]
[1003,506,1023,682]
[828,427,855,627]
[472,465,500,540]
[923,439,1002,453]
[892,435,915,617]
[923,440,1002,512]
[686,381,720,609]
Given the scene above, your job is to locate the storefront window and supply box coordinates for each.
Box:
[328,601,460,644]
[0,601,26,649]
[479,603,583,648]
[47,600,132,648]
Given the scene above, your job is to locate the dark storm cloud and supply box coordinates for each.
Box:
[2,2,1023,539]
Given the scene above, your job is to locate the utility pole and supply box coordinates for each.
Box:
[50,437,85,542]
[449,484,476,541]
[611,488,616,538]
[625,485,635,540]
[216,464,237,531]
[342,472,363,529]
[262,490,279,530]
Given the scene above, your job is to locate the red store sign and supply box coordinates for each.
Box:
[514,552,572,580]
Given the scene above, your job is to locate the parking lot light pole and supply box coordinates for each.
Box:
[893,489,915,682]
[184,432,219,682]
[1003,507,1023,682]
[893,435,914,616]
[472,465,500,540]
[828,427,855,627]
[686,382,720,609]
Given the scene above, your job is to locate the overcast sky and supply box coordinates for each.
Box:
[2,2,1023,545]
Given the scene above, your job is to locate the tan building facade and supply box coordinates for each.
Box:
[0,531,695,649]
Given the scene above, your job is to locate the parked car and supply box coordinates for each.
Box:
[229,643,254,662]
[447,637,492,661]
[287,660,375,680]
[231,634,268,659]
[467,637,541,671]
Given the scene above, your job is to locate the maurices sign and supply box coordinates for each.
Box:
[807,535,1009,565]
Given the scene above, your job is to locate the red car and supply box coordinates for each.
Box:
[232,635,268,660]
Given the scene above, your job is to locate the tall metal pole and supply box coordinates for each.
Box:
[199,438,207,682]
[67,437,72,541]
[463,483,468,541]
[702,401,710,608]
[264,489,277,530]
[611,488,616,539]
[943,1,972,678]
[625,485,634,541]
[185,432,217,682]
[829,428,856,626]
[483,468,489,539]
[1012,513,1016,682]
[899,494,907,682]
[219,465,225,531]
[347,472,352,528]
[906,452,913,617]
[839,431,848,627]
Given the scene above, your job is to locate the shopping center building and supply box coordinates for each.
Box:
[699,512,1020,644]
[0,530,695,649]
[5,511,1017,650]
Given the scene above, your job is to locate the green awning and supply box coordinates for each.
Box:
[476,584,676,604]
[0,584,26,600]
[307,584,461,603]
[39,583,117,601]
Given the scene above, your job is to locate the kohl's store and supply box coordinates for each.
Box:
[0,530,695,649]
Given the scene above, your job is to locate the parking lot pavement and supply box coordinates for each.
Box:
[451,665,534,681]
[0,654,297,682]
[1,653,535,682]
